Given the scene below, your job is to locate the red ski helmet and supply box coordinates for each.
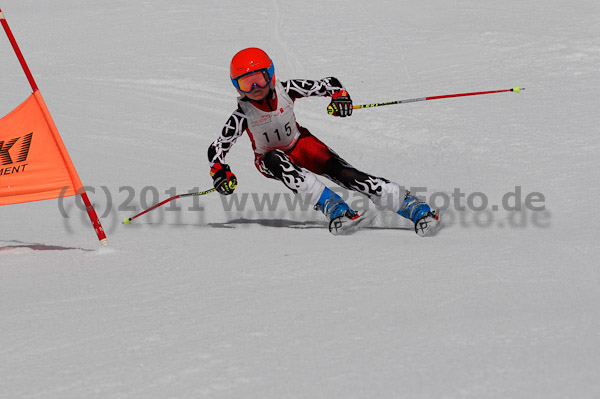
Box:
[230,47,275,94]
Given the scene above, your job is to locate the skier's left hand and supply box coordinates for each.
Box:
[327,90,353,117]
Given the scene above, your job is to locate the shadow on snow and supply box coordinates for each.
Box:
[0,240,94,252]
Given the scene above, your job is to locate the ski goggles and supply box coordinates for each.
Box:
[231,64,275,93]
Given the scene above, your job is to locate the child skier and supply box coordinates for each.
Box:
[208,47,439,236]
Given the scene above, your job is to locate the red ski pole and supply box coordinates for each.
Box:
[123,188,216,224]
[351,86,524,110]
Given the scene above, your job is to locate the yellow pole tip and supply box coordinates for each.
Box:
[123,217,131,224]
[513,86,521,93]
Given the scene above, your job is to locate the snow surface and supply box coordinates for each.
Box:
[1,0,600,398]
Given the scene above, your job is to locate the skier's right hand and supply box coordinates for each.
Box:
[210,162,237,195]
[327,90,353,117]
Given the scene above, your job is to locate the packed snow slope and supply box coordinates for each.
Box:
[1,1,599,398]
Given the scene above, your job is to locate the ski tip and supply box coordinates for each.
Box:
[329,211,366,235]
[415,211,441,237]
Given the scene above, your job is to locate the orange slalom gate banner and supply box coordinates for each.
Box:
[1,8,107,245]
[0,91,83,205]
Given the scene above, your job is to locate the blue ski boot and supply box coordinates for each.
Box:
[397,191,439,237]
[315,187,364,235]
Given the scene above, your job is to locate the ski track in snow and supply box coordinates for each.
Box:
[1,1,600,398]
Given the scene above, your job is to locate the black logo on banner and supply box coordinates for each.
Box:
[0,132,33,165]
[0,132,33,176]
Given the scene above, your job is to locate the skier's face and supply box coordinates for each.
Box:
[245,85,271,101]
